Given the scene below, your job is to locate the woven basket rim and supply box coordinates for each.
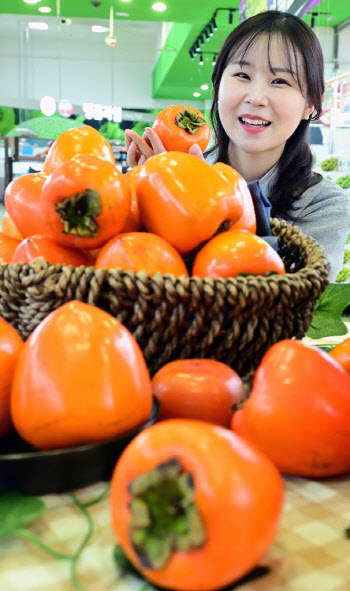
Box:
[0,217,330,287]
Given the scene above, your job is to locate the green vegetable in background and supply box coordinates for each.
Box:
[343,250,350,265]
[321,157,337,171]
[0,106,16,135]
[335,268,350,283]
[336,175,350,189]
[99,121,125,141]
[6,117,84,139]
[306,284,350,338]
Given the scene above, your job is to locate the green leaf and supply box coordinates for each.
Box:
[113,544,141,577]
[0,492,45,538]
[306,284,350,339]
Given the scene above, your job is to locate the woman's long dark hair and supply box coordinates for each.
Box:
[208,10,325,220]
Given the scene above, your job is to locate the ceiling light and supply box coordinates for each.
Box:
[199,54,203,66]
[201,84,209,91]
[193,92,201,97]
[28,22,48,29]
[120,0,131,2]
[211,17,217,31]
[39,6,51,13]
[115,12,129,16]
[24,0,41,4]
[212,54,217,66]
[152,2,167,12]
[92,25,109,32]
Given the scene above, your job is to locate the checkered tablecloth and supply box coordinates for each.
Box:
[0,474,349,591]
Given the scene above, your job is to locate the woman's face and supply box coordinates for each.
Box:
[218,34,313,165]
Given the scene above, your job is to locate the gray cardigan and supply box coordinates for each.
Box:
[259,166,350,282]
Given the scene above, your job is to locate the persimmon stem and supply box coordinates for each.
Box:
[128,456,206,570]
[55,189,102,237]
[175,108,207,135]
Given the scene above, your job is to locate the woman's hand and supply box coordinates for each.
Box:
[125,127,205,168]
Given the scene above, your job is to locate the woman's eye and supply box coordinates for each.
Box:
[233,72,250,80]
[272,78,290,86]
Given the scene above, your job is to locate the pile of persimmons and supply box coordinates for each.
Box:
[1,113,350,591]
[0,123,285,278]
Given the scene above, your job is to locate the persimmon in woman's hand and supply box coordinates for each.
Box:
[152,105,210,153]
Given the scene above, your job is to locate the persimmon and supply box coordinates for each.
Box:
[1,212,23,241]
[43,125,115,175]
[40,154,131,250]
[0,318,24,438]
[152,105,210,152]
[11,301,153,450]
[11,235,94,267]
[110,419,283,591]
[122,166,143,232]
[213,163,257,233]
[151,359,244,426]
[0,232,20,263]
[4,172,49,238]
[136,151,243,255]
[95,232,188,277]
[231,339,350,477]
[192,229,285,278]
[329,337,350,375]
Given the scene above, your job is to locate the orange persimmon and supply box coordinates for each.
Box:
[0,318,24,438]
[192,229,285,279]
[43,125,115,175]
[95,232,188,277]
[232,339,350,477]
[40,154,131,250]
[151,359,244,426]
[11,301,153,450]
[152,105,210,153]
[110,419,283,591]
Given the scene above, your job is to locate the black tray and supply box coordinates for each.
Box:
[0,399,159,496]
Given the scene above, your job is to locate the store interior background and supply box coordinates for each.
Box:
[0,0,349,214]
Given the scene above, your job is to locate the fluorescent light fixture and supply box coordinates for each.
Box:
[28,22,48,29]
[199,54,204,66]
[115,12,129,16]
[193,92,201,97]
[120,0,131,2]
[92,25,109,32]
[200,84,209,90]
[38,6,51,12]
[24,0,41,4]
[152,2,167,12]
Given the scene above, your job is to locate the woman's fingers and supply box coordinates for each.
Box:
[188,144,205,160]
[143,128,167,155]
[127,130,155,159]
[126,140,142,168]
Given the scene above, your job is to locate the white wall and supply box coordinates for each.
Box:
[0,14,202,111]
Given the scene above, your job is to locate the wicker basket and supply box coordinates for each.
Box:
[0,219,330,379]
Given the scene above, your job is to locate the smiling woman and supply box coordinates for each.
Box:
[126,10,350,283]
